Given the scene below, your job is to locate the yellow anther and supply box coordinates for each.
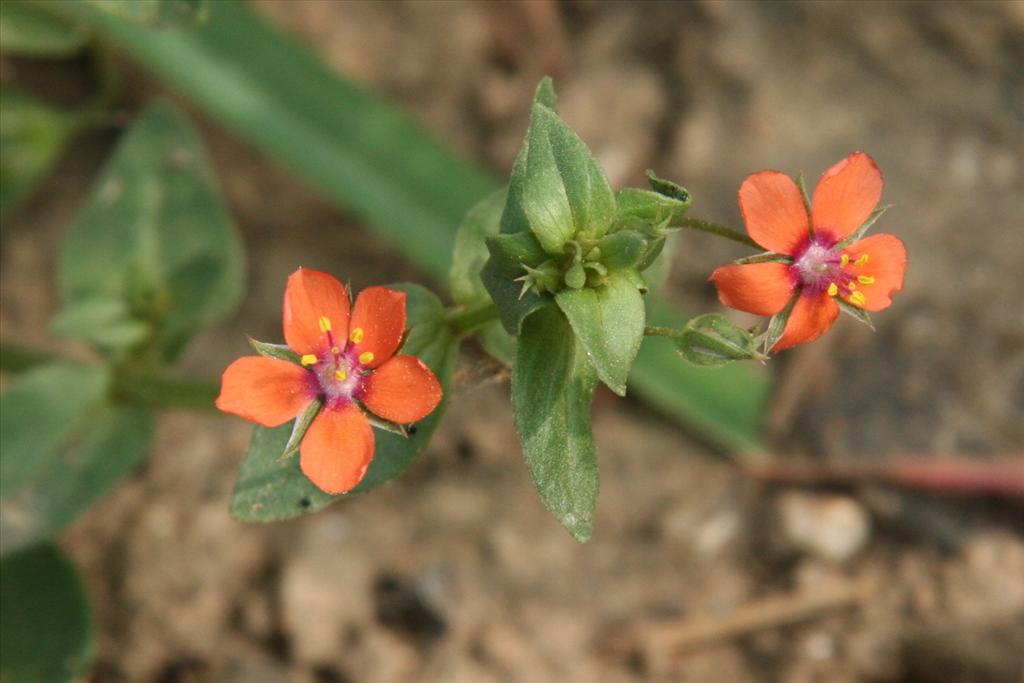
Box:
[855,254,869,266]
[349,327,364,344]
[334,369,347,381]
[331,346,340,354]
[300,354,318,366]
[840,254,850,267]
[318,316,332,333]
[358,351,375,365]
[827,283,839,297]
[858,275,875,285]
[849,291,866,307]
[847,282,857,291]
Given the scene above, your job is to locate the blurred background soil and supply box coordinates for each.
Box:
[2,1,1023,681]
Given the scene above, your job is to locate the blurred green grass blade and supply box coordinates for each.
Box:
[0,544,95,683]
[0,0,88,58]
[60,0,768,450]
[54,0,494,278]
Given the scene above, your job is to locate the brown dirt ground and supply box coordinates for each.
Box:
[2,2,1023,682]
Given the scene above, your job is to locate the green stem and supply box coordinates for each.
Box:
[644,325,684,339]
[0,341,51,374]
[114,370,220,412]
[445,301,499,338]
[676,218,760,249]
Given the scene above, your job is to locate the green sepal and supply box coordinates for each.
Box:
[614,186,691,231]
[762,294,799,353]
[248,338,300,364]
[500,84,616,253]
[280,397,322,459]
[364,412,410,438]
[0,544,95,682]
[646,169,692,204]
[555,270,645,396]
[733,251,792,266]
[481,231,551,335]
[796,172,813,215]
[676,314,766,367]
[513,305,599,542]
[835,204,893,249]
[836,299,875,331]
[533,76,557,110]
[596,230,647,271]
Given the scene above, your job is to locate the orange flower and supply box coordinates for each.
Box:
[216,268,442,494]
[710,152,907,350]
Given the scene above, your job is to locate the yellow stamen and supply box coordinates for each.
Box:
[318,316,332,333]
[358,351,375,365]
[349,327,364,344]
[840,254,849,267]
[300,354,318,366]
[331,346,340,354]
[827,283,838,297]
[855,254,869,266]
[335,369,347,381]
[849,291,866,307]
[858,275,875,285]
[847,282,857,291]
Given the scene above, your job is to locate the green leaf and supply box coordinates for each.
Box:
[596,230,647,272]
[0,544,94,682]
[57,101,244,361]
[0,89,79,219]
[481,231,551,335]
[449,188,508,306]
[0,363,108,497]
[229,285,458,522]
[645,169,692,204]
[532,76,557,110]
[51,298,151,356]
[0,1,88,57]
[478,322,516,366]
[502,100,616,254]
[676,314,765,367]
[0,405,154,556]
[248,338,300,364]
[555,271,645,396]
[86,0,207,27]
[513,305,598,542]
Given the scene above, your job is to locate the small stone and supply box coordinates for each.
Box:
[778,492,871,564]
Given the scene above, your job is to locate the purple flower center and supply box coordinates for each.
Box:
[790,234,853,295]
[302,324,375,409]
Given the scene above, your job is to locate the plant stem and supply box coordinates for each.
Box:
[676,218,760,249]
[446,301,499,338]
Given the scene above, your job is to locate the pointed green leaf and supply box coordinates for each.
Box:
[281,397,322,459]
[0,544,94,682]
[555,271,645,396]
[836,299,875,330]
[763,293,799,353]
[86,0,207,27]
[481,231,551,335]
[229,284,457,522]
[1,405,154,556]
[532,76,557,110]
[836,204,893,249]
[0,89,80,219]
[733,251,792,266]
[0,1,87,58]
[57,101,244,361]
[513,306,599,542]
[0,363,109,497]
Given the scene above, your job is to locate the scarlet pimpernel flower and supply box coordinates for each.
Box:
[710,152,907,350]
[217,268,442,493]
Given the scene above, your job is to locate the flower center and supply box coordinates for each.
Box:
[790,236,876,307]
[300,321,375,408]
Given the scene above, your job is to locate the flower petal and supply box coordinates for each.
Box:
[843,233,907,312]
[811,152,883,241]
[216,356,316,427]
[283,268,351,356]
[709,262,797,316]
[738,170,810,255]
[361,355,442,424]
[347,286,406,369]
[300,403,374,494]
[774,291,840,351]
